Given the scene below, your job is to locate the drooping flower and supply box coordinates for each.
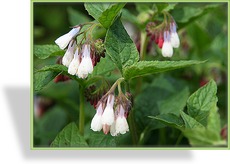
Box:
[77,44,93,79]
[115,105,129,134]
[110,122,117,136]
[170,22,180,48]
[62,40,76,67]
[91,103,104,132]
[55,27,81,50]
[162,31,173,57]
[68,47,80,75]
[101,94,115,126]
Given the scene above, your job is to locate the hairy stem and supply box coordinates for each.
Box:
[135,31,148,96]
[79,85,85,136]
[128,110,138,146]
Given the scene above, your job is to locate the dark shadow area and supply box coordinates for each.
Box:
[5,86,193,160]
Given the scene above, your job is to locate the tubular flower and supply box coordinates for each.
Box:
[68,47,80,75]
[162,31,173,57]
[62,40,76,67]
[90,103,103,132]
[170,22,180,48]
[115,105,129,135]
[55,27,81,50]
[77,44,93,79]
[101,94,115,126]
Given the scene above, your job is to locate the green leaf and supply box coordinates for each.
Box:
[182,128,226,147]
[34,105,68,146]
[149,113,184,129]
[34,45,64,59]
[187,79,217,126]
[50,122,88,147]
[157,87,189,115]
[123,60,205,80]
[105,17,139,72]
[88,132,116,147]
[67,7,91,26]
[85,3,126,28]
[34,71,59,92]
[207,106,221,135]
[98,3,126,28]
[36,64,82,83]
[84,3,109,21]
[180,111,204,129]
[90,55,116,76]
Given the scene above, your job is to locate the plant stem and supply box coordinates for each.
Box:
[79,85,85,136]
[135,31,148,96]
[175,132,184,146]
[128,110,138,146]
[140,30,148,60]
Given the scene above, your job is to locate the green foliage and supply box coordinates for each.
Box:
[33,2,227,148]
[51,122,88,147]
[187,79,217,126]
[34,45,65,59]
[123,60,205,80]
[105,17,139,72]
[87,132,116,147]
[34,71,59,92]
[85,3,126,28]
[151,80,226,146]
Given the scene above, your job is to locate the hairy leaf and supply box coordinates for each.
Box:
[34,71,59,92]
[85,3,125,28]
[180,111,204,129]
[149,113,184,129]
[123,60,204,80]
[50,122,88,147]
[187,79,217,126]
[88,132,116,147]
[34,45,64,59]
[98,3,126,28]
[105,17,139,72]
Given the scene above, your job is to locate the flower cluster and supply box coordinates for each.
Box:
[54,26,105,79]
[146,19,180,57]
[90,92,131,136]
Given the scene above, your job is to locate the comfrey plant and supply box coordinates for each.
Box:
[34,3,226,147]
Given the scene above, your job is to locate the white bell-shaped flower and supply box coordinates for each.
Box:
[91,103,104,132]
[62,40,76,67]
[68,47,80,75]
[101,94,115,126]
[55,27,81,50]
[110,122,117,136]
[162,31,173,57]
[77,44,93,79]
[115,105,129,134]
[170,22,180,48]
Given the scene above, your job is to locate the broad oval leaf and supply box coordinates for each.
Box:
[105,17,139,72]
[187,79,218,126]
[50,122,88,147]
